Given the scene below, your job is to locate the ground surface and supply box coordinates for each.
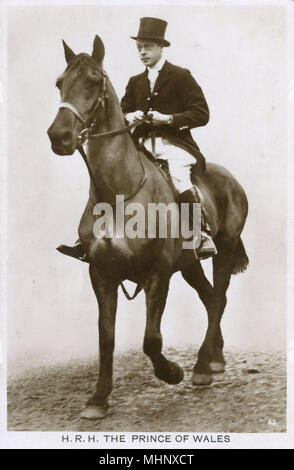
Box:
[7,347,286,432]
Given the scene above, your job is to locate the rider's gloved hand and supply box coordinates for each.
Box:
[125,111,144,125]
[147,111,173,126]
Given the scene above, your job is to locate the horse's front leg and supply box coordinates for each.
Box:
[80,265,118,420]
[143,272,184,385]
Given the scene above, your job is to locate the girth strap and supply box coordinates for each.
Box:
[120,282,142,300]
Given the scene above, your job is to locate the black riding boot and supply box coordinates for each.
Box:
[179,186,217,259]
[56,239,88,262]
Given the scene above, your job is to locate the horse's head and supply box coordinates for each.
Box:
[47,36,106,155]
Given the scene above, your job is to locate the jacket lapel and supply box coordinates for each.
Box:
[153,61,172,93]
[139,69,151,96]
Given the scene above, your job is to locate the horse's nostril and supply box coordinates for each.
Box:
[61,131,73,145]
[48,129,73,147]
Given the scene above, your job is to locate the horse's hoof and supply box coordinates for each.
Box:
[169,364,184,385]
[192,372,213,386]
[210,362,225,373]
[80,405,108,420]
[155,361,184,385]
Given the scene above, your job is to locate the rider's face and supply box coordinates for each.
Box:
[136,40,163,68]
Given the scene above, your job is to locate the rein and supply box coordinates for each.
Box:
[79,115,150,144]
[77,145,147,205]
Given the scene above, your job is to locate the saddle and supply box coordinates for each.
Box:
[139,144,210,234]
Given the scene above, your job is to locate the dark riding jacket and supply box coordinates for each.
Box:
[120,60,209,173]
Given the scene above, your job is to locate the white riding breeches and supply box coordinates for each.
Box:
[143,137,195,193]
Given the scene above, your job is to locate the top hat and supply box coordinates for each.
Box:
[131,17,170,47]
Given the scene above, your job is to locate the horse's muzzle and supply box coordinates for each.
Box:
[47,122,76,156]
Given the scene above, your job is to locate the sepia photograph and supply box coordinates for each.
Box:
[0,0,293,450]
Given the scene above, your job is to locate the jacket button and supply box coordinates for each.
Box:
[147,97,151,101]
[154,92,158,96]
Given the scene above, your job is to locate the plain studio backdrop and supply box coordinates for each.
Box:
[6,3,287,371]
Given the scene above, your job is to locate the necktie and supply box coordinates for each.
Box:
[148,68,159,92]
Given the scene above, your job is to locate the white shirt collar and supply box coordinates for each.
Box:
[147,56,166,72]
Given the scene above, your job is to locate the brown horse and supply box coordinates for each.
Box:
[47,36,249,419]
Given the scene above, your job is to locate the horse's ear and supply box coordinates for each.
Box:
[62,39,76,64]
[92,35,105,63]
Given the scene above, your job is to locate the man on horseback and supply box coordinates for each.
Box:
[48,32,248,418]
[121,17,217,259]
[57,17,217,261]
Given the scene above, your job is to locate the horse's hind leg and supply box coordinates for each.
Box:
[211,323,226,373]
[143,272,184,385]
[181,261,224,380]
[80,265,118,420]
[181,260,213,309]
[192,243,235,385]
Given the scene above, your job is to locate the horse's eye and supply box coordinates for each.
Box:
[86,76,100,88]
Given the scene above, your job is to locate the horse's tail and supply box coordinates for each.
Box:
[232,238,249,275]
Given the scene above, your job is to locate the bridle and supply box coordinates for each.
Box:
[58,69,149,203]
[59,70,109,144]
[59,70,149,145]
